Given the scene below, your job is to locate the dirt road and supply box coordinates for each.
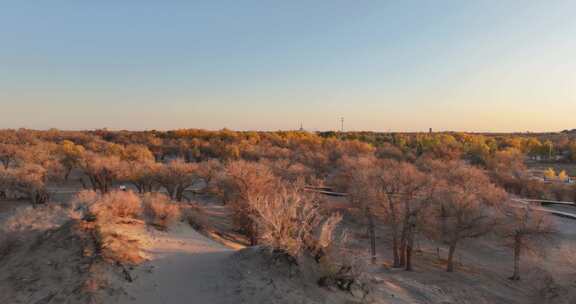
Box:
[117,224,237,304]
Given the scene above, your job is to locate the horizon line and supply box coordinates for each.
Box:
[0,127,572,135]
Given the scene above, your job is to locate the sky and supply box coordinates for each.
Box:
[1,1,575,132]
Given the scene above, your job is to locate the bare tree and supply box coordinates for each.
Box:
[426,163,507,272]
[195,159,222,194]
[121,161,161,193]
[500,205,555,280]
[57,140,85,180]
[0,167,10,199]
[155,159,198,201]
[373,160,430,269]
[9,164,51,207]
[264,159,317,185]
[0,143,18,169]
[220,160,279,245]
[402,175,436,271]
[344,157,433,270]
[343,157,379,264]
[122,144,155,164]
[79,152,122,193]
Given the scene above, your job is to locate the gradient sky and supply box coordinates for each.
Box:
[1,1,575,132]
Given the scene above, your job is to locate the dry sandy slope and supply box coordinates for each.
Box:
[113,224,382,304]
[3,197,574,303]
[113,222,440,304]
[115,224,236,304]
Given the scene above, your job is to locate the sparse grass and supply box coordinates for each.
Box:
[3,203,72,232]
[97,226,147,265]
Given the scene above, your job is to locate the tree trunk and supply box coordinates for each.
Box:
[79,178,88,189]
[64,167,72,181]
[367,210,377,264]
[399,238,406,267]
[387,196,401,268]
[32,189,49,208]
[405,244,413,271]
[510,235,521,281]
[392,234,401,268]
[102,178,109,193]
[405,229,414,272]
[440,205,447,236]
[405,223,415,271]
[88,175,97,191]
[165,185,176,200]
[446,243,457,272]
[399,208,411,268]
[249,222,258,246]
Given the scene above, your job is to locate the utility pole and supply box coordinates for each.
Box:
[340,117,344,132]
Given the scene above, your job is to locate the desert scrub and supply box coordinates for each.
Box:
[142,192,181,230]
[3,203,73,232]
[68,189,99,212]
[184,202,208,231]
[74,190,149,265]
[88,190,143,220]
[248,181,343,263]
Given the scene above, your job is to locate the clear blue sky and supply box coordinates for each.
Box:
[1,1,575,132]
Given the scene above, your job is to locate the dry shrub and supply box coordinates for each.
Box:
[251,189,317,258]
[142,192,181,230]
[73,190,148,265]
[249,182,342,260]
[184,202,208,231]
[68,189,99,212]
[251,193,365,297]
[314,212,344,253]
[316,232,371,297]
[220,160,279,244]
[71,189,99,204]
[88,190,142,220]
[96,227,147,265]
[77,215,147,266]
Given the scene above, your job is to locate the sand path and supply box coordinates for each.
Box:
[118,224,237,304]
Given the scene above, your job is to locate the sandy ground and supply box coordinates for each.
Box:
[0,200,26,224]
[321,196,576,304]
[2,188,575,304]
[115,224,237,304]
